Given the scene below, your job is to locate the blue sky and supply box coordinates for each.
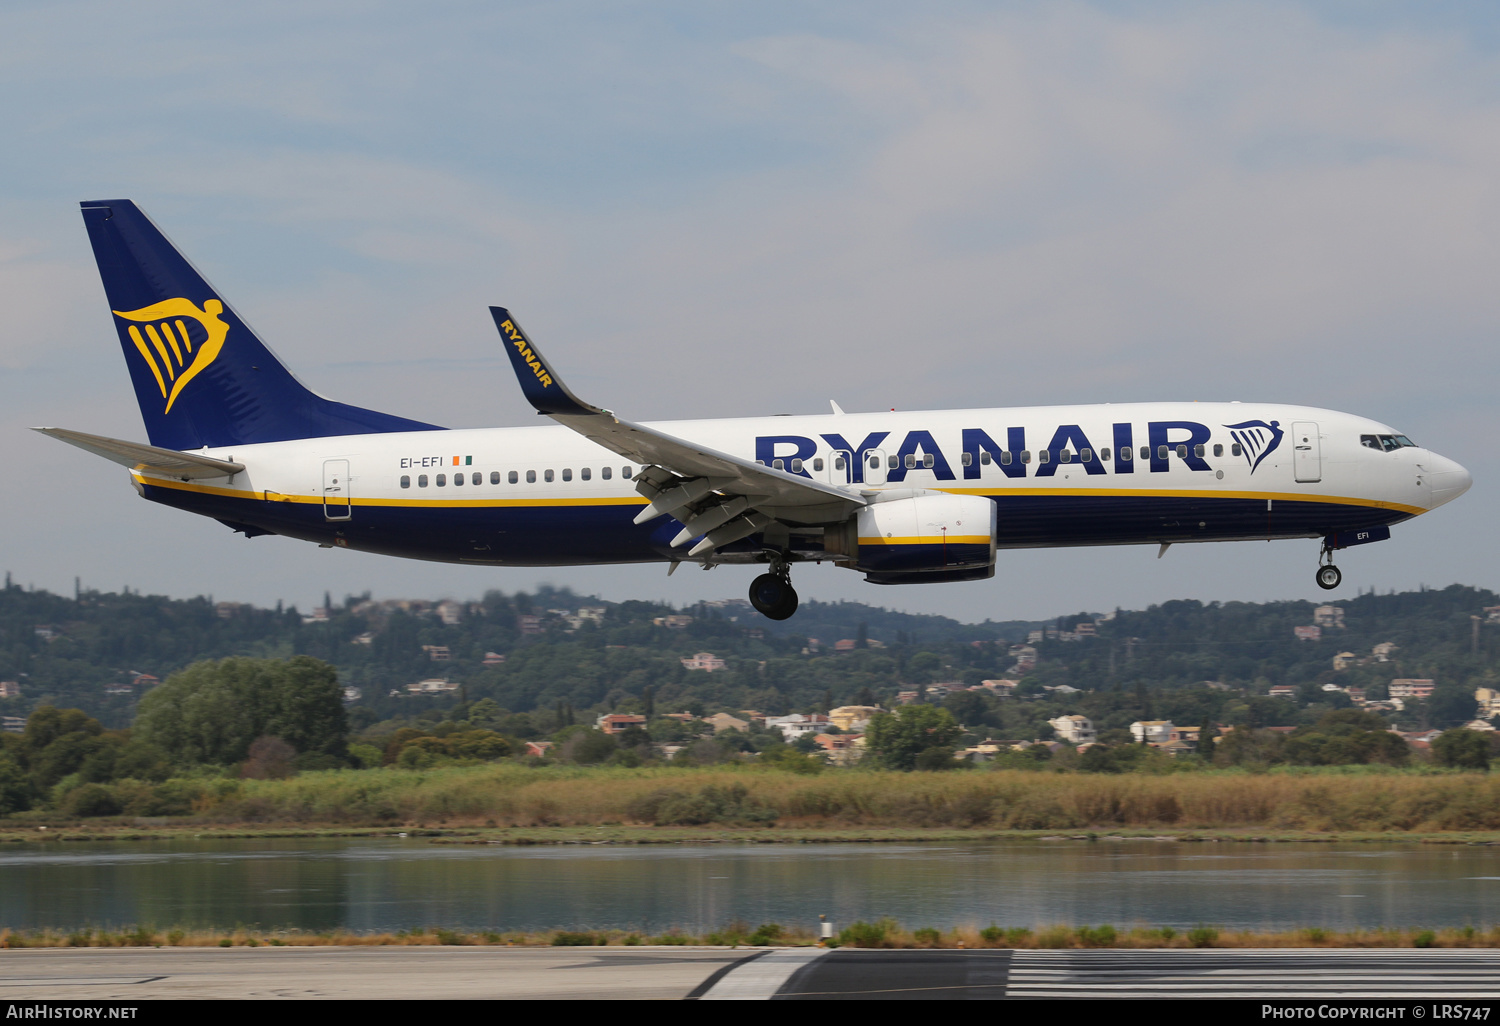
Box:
[3,1,1499,621]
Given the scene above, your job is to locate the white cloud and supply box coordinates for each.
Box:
[2,2,1499,619]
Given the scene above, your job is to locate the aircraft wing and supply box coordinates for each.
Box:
[491,307,863,555]
[33,427,245,480]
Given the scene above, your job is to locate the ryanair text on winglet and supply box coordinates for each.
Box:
[500,319,553,389]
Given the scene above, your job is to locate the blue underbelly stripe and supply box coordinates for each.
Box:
[141,485,1416,565]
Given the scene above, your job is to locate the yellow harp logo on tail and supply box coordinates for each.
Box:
[112,298,230,414]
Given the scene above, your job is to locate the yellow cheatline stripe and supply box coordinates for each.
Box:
[941,486,1426,517]
[859,535,992,546]
[132,474,648,508]
[131,474,1425,517]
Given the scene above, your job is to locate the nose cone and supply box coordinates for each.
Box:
[1426,453,1472,508]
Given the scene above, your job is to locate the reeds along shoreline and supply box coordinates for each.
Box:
[0,923,1490,950]
[30,764,1500,832]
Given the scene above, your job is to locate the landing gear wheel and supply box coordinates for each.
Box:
[749,573,799,620]
[1316,565,1342,591]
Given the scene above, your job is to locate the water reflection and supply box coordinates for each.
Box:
[1,838,1497,934]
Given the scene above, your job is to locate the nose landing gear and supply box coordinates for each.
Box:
[1315,542,1342,591]
[749,556,799,620]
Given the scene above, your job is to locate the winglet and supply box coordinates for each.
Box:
[490,307,603,417]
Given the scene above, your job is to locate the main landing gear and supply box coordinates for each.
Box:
[749,557,799,620]
[1316,542,1342,591]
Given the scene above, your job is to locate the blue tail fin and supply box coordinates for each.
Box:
[80,199,442,450]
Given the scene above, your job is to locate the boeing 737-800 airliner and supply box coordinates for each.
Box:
[39,200,1472,620]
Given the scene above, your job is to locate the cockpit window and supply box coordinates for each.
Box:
[1361,434,1417,452]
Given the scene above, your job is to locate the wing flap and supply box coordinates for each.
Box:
[491,307,864,546]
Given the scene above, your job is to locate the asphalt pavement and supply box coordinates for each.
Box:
[7,945,1500,1000]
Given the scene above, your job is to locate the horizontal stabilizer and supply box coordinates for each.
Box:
[33,427,245,479]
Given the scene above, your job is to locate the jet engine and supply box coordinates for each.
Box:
[824,492,997,584]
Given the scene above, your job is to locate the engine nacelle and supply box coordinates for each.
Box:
[825,492,997,585]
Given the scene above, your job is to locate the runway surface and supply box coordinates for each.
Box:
[6,946,1500,1000]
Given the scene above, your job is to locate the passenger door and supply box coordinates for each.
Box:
[1292,423,1321,483]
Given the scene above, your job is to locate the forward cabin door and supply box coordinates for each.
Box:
[323,459,351,520]
[1292,422,1322,483]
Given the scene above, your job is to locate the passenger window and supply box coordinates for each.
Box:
[623,467,633,479]
[1081,448,1092,462]
[813,458,823,472]
[1100,447,1110,461]
[1158,446,1169,460]
[998,451,1010,465]
[436,473,447,486]
[888,455,899,469]
[869,456,880,469]
[400,475,411,489]
[1022,451,1032,463]
[490,471,500,484]
[526,470,536,483]
[791,458,803,473]
[834,457,845,471]
[602,466,612,480]
[1232,443,1242,456]
[452,472,463,486]
[472,472,481,485]
[418,474,428,487]
[545,469,555,483]
[1120,447,1132,461]
[508,471,518,484]
[1059,450,1072,463]
[581,467,591,481]
[982,451,993,466]
[1213,444,1223,457]
[1193,444,1204,458]
[1140,446,1150,460]
[904,454,916,469]
[923,454,934,468]
[773,458,785,471]
[1038,450,1051,464]
[962,453,973,467]
[562,468,572,482]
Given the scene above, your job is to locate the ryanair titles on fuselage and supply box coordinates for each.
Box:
[757,418,1282,483]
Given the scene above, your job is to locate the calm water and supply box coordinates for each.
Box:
[2,837,1499,934]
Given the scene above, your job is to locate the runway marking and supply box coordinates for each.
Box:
[1005,950,1500,999]
[698,949,830,1000]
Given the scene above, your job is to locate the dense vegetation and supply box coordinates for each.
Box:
[4,579,1500,822]
[4,579,1498,731]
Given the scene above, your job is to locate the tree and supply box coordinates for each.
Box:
[865,705,962,770]
[134,656,347,767]
[1432,728,1490,770]
[1426,684,1476,730]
